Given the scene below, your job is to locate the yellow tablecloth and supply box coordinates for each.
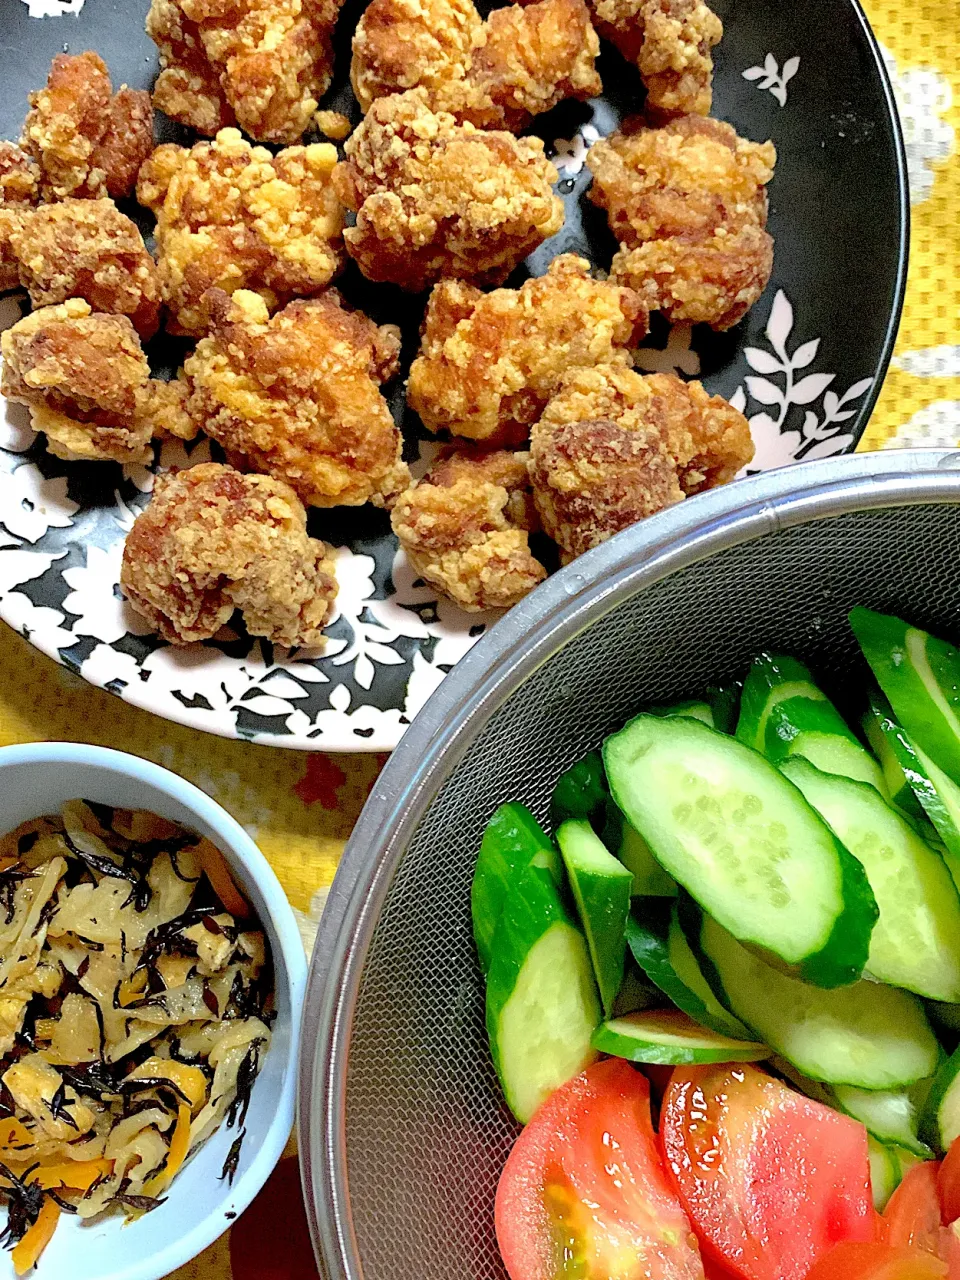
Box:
[0,1,957,1276]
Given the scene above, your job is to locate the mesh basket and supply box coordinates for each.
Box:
[301,450,960,1280]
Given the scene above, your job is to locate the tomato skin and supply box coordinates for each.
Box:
[940,1224,960,1279]
[885,1163,944,1255]
[495,1058,704,1280]
[804,1241,947,1280]
[660,1064,876,1280]
[940,1139,960,1228]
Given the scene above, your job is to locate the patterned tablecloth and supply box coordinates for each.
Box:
[0,0,957,1275]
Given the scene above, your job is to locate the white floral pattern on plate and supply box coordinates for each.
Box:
[743,54,800,107]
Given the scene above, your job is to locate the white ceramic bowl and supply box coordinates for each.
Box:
[0,741,306,1280]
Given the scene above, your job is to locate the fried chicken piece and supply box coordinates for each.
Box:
[120,462,338,646]
[587,115,776,330]
[529,362,752,560]
[9,199,161,338]
[407,254,648,444]
[21,52,153,201]
[391,448,546,610]
[183,289,409,507]
[137,373,199,441]
[351,0,600,130]
[589,0,721,116]
[0,143,40,292]
[136,129,343,336]
[147,0,344,145]
[0,299,154,465]
[332,90,563,292]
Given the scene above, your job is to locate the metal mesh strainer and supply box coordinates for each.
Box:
[300,449,960,1280]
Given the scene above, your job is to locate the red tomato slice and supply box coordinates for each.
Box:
[804,1241,947,1280]
[660,1064,876,1280]
[886,1162,943,1254]
[495,1058,704,1280]
[940,1223,960,1280]
[940,1138,960,1228]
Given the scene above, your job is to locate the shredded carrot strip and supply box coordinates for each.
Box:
[142,1104,191,1197]
[11,1200,59,1275]
[0,1118,35,1154]
[28,1157,112,1191]
[198,839,251,920]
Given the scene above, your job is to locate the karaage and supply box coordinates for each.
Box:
[182,289,409,507]
[391,447,546,610]
[589,0,721,116]
[0,299,154,465]
[0,143,40,292]
[21,52,153,202]
[332,89,563,291]
[121,462,338,646]
[137,128,344,335]
[587,114,776,330]
[351,0,600,130]
[147,0,344,145]
[9,199,161,338]
[407,254,648,444]
[529,361,753,559]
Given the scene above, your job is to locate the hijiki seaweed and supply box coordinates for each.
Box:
[0,802,273,1273]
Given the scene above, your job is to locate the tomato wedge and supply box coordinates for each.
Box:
[885,1162,943,1255]
[495,1058,704,1280]
[940,1138,960,1228]
[660,1064,876,1280]
[804,1242,947,1280]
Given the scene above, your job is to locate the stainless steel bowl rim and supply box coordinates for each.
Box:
[299,448,960,1278]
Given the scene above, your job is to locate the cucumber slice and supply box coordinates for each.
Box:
[706,682,741,735]
[591,1008,767,1065]
[868,1137,900,1211]
[695,911,939,1089]
[550,751,608,829]
[472,803,562,975]
[863,692,928,826]
[649,700,715,726]
[920,1044,960,1154]
[557,820,632,1016]
[851,607,960,788]
[614,818,678,897]
[740,653,886,793]
[779,757,960,1001]
[624,905,751,1039]
[832,1083,932,1158]
[603,714,877,987]
[485,861,601,1123]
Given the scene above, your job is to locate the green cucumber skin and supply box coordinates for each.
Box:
[863,694,928,826]
[589,1019,766,1065]
[649,700,715,727]
[919,1043,960,1153]
[736,653,819,750]
[604,714,877,988]
[624,908,749,1039]
[557,821,633,1017]
[706,683,741,735]
[472,803,561,975]
[851,607,960,788]
[779,757,960,1002]
[550,752,609,830]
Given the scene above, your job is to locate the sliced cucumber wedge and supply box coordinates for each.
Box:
[472,803,562,975]
[694,911,939,1089]
[851,607,960,788]
[591,1008,767,1065]
[624,904,751,1039]
[920,1044,960,1154]
[863,690,929,827]
[485,861,601,1124]
[832,1083,932,1158]
[557,820,632,1016]
[603,714,877,987]
[706,682,741,735]
[868,1137,900,1211]
[780,757,960,1002]
[740,652,886,793]
[550,751,608,830]
[612,817,677,897]
[649,700,715,726]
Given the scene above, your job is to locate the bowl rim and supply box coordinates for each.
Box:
[300,447,960,1279]
[0,741,307,1280]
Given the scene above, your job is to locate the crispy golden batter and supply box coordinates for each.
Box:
[136,373,199,441]
[121,462,338,646]
[147,0,344,145]
[136,129,344,336]
[0,299,154,465]
[407,255,648,443]
[351,0,600,130]
[0,143,40,292]
[183,289,409,507]
[391,447,546,610]
[9,199,161,338]
[589,0,721,116]
[529,362,752,559]
[332,90,563,291]
[21,53,153,201]
[587,115,776,330]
